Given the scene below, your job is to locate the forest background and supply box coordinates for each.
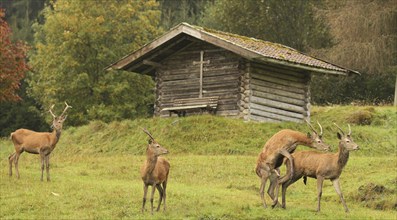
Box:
[0,0,396,136]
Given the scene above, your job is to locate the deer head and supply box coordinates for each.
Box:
[142,128,169,156]
[334,123,359,151]
[305,119,330,151]
[49,102,72,131]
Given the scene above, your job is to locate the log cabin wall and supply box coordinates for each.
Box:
[154,41,243,117]
[248,62,311,122]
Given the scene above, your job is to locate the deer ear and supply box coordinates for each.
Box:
[337,132,342,140]
[307,132,312,138]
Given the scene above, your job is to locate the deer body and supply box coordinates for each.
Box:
[141,155,170,186]
[256,122,330,208]
[280,124,359,212]
[10,129,61,154]
[8,102,71,181]
[141,128,170,214]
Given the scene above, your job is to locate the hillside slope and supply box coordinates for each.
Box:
[15,105,392,157]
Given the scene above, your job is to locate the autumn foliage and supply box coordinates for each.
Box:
[0,8,29,102]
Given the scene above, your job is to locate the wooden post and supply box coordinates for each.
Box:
[394,74,397,106]
[193,51,210,98]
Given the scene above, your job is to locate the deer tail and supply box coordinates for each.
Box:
[10,132,14,140]
[303,176,307,185]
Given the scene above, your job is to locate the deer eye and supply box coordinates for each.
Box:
[346,140,350,143]
[317,140,321,143]
[157,145,160,148]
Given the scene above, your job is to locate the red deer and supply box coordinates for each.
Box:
[141,128,170,214]
[256,120,330,208]
[8,102,72,181]
[279,124,359,212]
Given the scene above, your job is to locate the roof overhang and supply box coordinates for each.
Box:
[106,23,360,76]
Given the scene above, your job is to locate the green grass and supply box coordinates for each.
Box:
[0,106,396,219]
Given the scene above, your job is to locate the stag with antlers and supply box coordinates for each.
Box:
[256,120,330,208]
[8,102,72,181]
[141,128,170,214]
[279,123,359,212]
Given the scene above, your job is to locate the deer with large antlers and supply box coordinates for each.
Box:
[8,102,72,181]
[278,124,359,212]
[141,128,170,214]
[255,120,330,208]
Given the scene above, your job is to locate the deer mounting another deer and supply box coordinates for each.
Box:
[255,120,330,208]
[141,128,170,215]
[279,123,359,212]
[8,102,72,181]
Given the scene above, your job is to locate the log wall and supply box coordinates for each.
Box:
[248,62,311,123]
[154,41,242,117]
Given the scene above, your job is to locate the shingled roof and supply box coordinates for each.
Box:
[107,23,359,76]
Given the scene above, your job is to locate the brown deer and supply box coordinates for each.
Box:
[279,124,359,212]
[8,102,72,181]
[256,120,330,208]
[140,128,170,214]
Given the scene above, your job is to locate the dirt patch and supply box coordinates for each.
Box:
[345,108,375,125]
[353,182,396,210]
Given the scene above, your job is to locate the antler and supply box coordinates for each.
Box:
[305,119,318,135]
[49,104,56,119]
[142,127,155,140]
[317,121,323,136]
[60,102,72,118]
[347,124,352,136]
[333,123,345,135]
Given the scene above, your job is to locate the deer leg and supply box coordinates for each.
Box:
[281,175,300,209]
[268,170,281,208]
[162,181,167,211]
[8,152,15,177]
[14,152,21,179]
[279,149,294,179]
[281,180,290,209]
[142,184,148,213]
[316,176,324,212]
[150,184,156,215]
[331,178,349,213]
[45,154,50,182]
[40,151,45,182]
[155,184,164,211]
[259,169,270,208]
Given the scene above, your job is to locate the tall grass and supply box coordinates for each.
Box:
[0,106,396,219]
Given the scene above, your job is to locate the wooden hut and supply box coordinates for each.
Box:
[107,23,358,123]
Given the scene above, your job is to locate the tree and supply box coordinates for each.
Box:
[1,0,47,44]
[29,0,162,125]
[201,0,332,52]
[158,0,211,30]
[310,0,397,104]
[0,8,29,102]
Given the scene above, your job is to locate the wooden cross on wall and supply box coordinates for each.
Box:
[193,51,210,98]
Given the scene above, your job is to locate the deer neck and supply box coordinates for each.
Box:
[50,129,62,147]
[294,132,313,147]
[145,150,158,174]
[337,143,350,169]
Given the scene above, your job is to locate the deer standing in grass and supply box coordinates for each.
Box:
[279,124,359,212]
[141,128,170,214]
[256,120,330,208]
[9,102,72,181]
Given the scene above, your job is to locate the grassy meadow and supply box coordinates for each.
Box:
[0,106,396,219]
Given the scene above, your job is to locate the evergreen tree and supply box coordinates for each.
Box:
[158,0,211,30]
